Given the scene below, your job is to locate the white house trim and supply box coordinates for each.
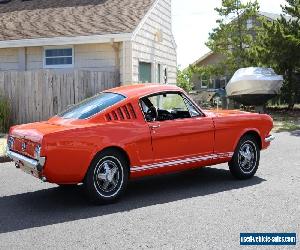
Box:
[131,0,177,52]
[122,42,126,83]
[131,0,161,40]
[0,33,132,49]
[191,51,214,67]
[170,33,177,50]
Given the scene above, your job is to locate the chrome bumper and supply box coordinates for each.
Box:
[265,135,275,143]
[6,149,45,174]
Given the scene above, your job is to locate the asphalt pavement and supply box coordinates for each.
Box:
[0,131,299,249]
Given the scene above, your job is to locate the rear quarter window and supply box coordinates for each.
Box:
[59,93,126,119]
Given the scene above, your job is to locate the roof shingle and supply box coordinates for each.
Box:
[0,0,155,41]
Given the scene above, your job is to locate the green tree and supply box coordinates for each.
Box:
[206,0,260,74]
[252,0,300,109]
[176,68,193,92]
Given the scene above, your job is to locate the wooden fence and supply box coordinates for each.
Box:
[0,70,120,124]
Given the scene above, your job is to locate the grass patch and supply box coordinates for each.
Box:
[274,121,300,132]
[269,109,300,132]
[0,94,11,133]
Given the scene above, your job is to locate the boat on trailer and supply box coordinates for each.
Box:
[226,67,283,106]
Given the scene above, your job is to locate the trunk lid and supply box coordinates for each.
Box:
[9,117,85,158]
[10,121,71,143]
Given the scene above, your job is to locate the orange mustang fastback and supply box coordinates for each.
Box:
[7,84,274,204]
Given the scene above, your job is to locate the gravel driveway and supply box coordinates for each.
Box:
[0,131,299,249]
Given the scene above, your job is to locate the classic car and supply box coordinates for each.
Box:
[7,84,275,204]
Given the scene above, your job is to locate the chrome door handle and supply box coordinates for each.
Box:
[149,124,160,129]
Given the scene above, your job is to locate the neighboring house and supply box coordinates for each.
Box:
[191,51,228,90]
[0,0,177,85]
[191,11,289,90]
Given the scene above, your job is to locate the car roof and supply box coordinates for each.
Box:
[106,84,183,98]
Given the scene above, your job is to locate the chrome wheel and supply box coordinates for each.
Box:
[238,141,257,173]
[229,135,260,180]
[93,156,123,197]
[84,149,129,204]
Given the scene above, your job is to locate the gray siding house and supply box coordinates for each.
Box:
[0,0,177,85]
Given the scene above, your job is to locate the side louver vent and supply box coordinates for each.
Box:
[105,103,137,121]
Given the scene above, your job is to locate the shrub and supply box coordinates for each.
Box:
[0,94,11,133]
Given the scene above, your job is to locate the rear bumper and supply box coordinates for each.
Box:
[265,134,275,143]
[7,149,46,179]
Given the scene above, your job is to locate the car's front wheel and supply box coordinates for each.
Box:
[229,135,260,179]
[84,149,129,204]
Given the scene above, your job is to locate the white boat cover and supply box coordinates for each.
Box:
[226,67,283,96]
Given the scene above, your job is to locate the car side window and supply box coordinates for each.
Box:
[141,93,194,122]
[149,94,188,112]
[59,92,125,119]
[183,97,202,117]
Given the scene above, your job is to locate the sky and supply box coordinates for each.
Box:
[172,0,286,69]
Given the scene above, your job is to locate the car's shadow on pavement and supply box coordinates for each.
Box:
[0,167,265,234]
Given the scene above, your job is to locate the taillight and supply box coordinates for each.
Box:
[7,136,14,150]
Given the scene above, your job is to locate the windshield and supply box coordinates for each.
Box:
[59,92,126,119]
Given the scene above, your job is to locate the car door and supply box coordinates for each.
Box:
[141,92,215,169]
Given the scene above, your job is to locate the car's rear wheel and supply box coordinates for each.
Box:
[229,135,260,179]
[84,149,129,204]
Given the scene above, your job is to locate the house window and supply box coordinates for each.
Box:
[157,64,161,83]
[44,47,73,68]
[215,79,221,89]
[201,75,208,89]
[211,79,216,89]
[220,78,226,88]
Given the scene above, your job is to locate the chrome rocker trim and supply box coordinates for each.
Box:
[265,135,275,143]
[6,149,45,172]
